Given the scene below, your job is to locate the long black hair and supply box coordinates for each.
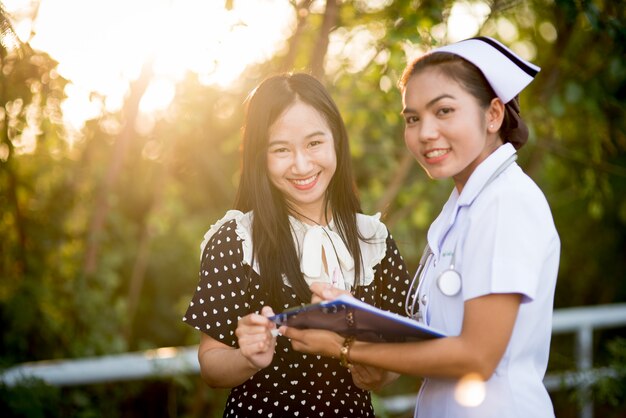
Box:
[233,73,363,308]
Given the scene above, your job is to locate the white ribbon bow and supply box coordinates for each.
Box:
[300,225,354,290]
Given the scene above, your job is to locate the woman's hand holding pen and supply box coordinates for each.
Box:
[235,306,278,370]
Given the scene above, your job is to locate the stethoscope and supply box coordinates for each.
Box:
[405,153,518,321]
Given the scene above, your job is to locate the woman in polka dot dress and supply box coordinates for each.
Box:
[183,73,410,417]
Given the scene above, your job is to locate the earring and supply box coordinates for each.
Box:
[489,124,494,129]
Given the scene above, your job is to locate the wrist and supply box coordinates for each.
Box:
[238,348,262,373]
[339,336,355,368]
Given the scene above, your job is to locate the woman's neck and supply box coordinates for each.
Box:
[289,206,331,226]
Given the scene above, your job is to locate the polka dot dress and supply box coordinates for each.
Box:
[183,219,410,418]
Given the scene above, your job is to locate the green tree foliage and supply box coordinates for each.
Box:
[0,44,75,364]
[1,0,624,416]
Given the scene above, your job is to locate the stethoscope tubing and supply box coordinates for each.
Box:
[405,245,432,320]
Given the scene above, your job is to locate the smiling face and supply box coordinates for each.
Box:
[266,100,337,222]
[402,67,504,192]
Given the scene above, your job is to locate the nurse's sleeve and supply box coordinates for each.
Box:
[461,186,556,303]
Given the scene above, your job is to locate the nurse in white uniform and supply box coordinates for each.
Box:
[282,36,560,418]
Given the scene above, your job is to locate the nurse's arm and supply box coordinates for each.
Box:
[284,293,522,381]
[353,293,522,380]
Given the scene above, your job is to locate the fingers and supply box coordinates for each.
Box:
[352,364,376,381]
[260,306,276,317]
[278,325,297,341]
[351,364,388,390]
[278,326,312,353]
[237,312,278,369]
[261,306,280,336]
[236,308,278,352]
[350,368,368,390]
[239,312,272,327]
[238,332,273,353]
[279,326,345,359]
[351,366,375,390]
[238,308,277,334]
[309,282,350,302]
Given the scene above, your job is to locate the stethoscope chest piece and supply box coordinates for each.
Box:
[437,268,462,296]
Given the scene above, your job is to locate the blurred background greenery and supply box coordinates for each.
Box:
[0,0,624,417]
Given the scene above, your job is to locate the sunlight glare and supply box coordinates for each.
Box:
[211,2,295,86]
[430,23,447,43]
[401,39,428,66]
[447,1,491,42]
[11,102,40,155]
[60,84,102,129]
[539,21,558,43]
[7,18,31,50]
[510,40,537,62]
[139,78,176,114]
[0,142,9,162]
[145,346,178,359]
[454,372,486,407]
[327,25,384,75]
[6,0,294,130]
[496,17,519,42]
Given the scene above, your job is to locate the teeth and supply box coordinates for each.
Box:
[291,174,318,186]
[425,149,448,158]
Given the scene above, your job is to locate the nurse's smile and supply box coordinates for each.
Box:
[424,148,451,164]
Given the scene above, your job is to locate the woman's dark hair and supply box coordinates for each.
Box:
[234,73,363,308]
[399,52,529,149]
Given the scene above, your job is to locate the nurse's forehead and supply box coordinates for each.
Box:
[403,71,471,106]
[405,68,467,92]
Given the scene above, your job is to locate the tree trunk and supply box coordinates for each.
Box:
[375,152,415,215]
[280,0,314,72]
[310,0,339,79]
[124,167,164,344]
[82,59,153,276]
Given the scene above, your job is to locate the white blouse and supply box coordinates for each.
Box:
[200,210,389,290]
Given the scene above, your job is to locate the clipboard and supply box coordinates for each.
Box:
[269,294,446,342]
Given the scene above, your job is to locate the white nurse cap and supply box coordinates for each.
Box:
[432,36,541,103]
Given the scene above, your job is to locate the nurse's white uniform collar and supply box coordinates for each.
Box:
[456,143,517,207]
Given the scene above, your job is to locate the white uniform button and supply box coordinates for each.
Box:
[421,294,428,305]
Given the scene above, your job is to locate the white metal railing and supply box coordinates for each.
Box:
[1,346,200,387]
[2,303,626,418]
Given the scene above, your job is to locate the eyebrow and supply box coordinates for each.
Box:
[401,93,455,114]
[304,130,327,139]
[268,130,327,145]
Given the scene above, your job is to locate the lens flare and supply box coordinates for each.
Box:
[454,372,486,407]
